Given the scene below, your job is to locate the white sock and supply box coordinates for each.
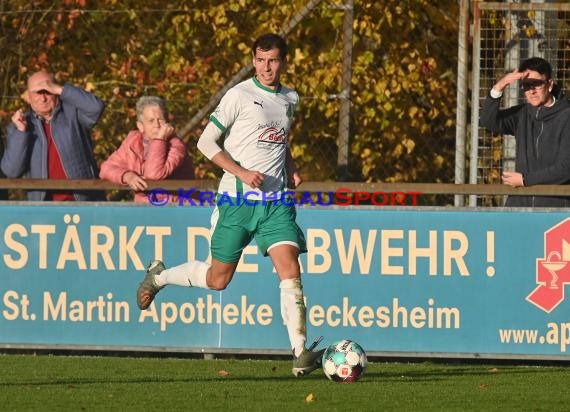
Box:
[155,261,211,289]
[280,278,307,357]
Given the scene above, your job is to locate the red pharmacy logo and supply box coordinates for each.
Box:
[526,218,570,313]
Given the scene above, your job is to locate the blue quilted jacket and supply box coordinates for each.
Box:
[1,84,105,201]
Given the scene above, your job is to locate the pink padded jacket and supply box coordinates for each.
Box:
[100,130,194,203]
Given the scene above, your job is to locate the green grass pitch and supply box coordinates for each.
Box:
[1,354,569,411]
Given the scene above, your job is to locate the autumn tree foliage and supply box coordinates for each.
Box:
[0,0,458,185]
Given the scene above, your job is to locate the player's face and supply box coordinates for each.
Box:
[137,105,166,140]
[521,70,552,107]
[253,47,285,90]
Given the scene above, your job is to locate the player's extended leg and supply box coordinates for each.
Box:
[136,258,238,310]
[268,243,324,377]
[137,201,251,310]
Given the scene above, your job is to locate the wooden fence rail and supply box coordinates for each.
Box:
[1,179,570,196]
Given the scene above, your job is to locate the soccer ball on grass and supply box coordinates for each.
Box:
[321,339,367,382]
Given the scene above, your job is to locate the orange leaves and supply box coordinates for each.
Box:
[45,31,57,49]
[63,0,87,6]
[421,58,436,76]
[67,9,83,30]
[36,52,49,65]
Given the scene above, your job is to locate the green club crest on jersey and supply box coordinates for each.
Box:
[286,103,295,119]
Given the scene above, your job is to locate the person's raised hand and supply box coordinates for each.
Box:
[30,78,63,96]
[494,69,525,93]
[11,108,27,132]
[155,122,175,141]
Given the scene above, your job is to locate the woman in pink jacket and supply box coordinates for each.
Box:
[100,96,194,203]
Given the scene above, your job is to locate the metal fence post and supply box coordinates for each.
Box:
[455,0,470,207]
[336,0,354,182]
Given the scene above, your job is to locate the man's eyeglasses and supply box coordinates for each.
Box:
[521,79,547,91]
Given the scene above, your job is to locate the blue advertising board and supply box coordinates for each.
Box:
[1,203,570,360]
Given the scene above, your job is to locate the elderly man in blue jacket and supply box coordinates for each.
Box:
[1,69,105,201]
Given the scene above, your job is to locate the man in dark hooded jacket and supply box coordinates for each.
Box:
[480,57,570,207]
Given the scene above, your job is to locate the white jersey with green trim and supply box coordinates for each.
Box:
[209,76,298,199]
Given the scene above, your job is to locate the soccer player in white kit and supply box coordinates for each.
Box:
[136,33,324,377]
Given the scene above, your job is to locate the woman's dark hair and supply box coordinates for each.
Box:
[519,57,552,80]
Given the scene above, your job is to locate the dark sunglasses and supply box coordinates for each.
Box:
[520,79,547,91]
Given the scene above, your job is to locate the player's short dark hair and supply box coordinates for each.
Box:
[252,33,287,60]
[519,57,552,80]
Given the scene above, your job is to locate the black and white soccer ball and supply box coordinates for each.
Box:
[321,339,367,382]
